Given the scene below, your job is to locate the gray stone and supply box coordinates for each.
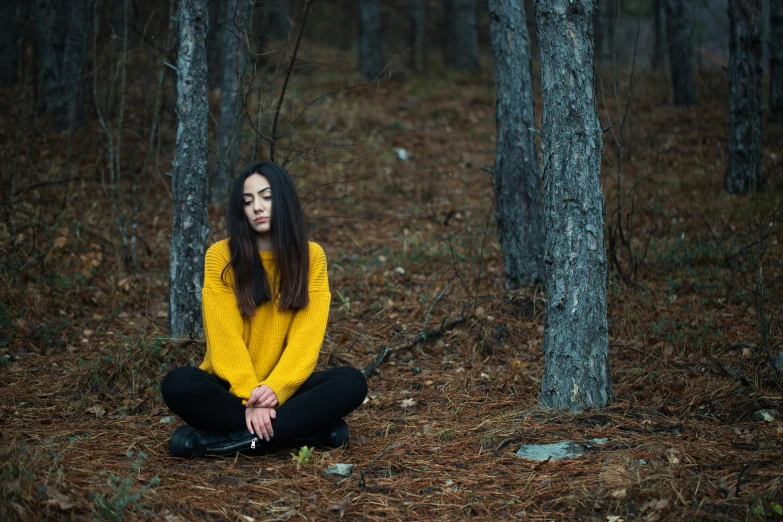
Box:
[324,463,354,478]
[515,438,609,461]
[159,416,176,424]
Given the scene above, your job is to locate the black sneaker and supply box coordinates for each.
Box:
[170,425,261,459]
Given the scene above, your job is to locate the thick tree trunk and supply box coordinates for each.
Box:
[593,0,615,61]
[263,0,290,41]
[408,0,427,72]
[211,0,252,207]
[770,0,783,122]
[488,0,545,289]
[536,0,612,410]
[665,0,695,106]
[170,0,211,338]
[358,0,384,81]
[0,0,23,85]
[652,0,667,69]
[444,0,479,71]
[726,0,763,193]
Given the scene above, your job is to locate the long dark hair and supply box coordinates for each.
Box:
[223,161,310,316]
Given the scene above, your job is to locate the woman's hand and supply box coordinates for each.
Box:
[247,384,279,408]
[245,406,276,441]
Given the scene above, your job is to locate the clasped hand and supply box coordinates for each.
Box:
[245,385,279,441]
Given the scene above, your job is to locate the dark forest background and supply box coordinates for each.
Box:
[1,0,782,520]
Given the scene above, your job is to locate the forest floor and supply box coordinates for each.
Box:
[1,49,783,521]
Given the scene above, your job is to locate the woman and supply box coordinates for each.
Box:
[162,161,367,459]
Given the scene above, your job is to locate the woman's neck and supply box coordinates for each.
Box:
[255,235,272,252]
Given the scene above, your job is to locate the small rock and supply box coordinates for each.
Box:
[159,416,176,424]
[515,441,586,461]
[393,147,412,161]
[324,463,354,478]
[751,409,778,422]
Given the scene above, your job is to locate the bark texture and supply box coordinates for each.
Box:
[263,0,290,40]
[726,0,763,193]
[211,0,252,207]
[665,0,695,106]
[444,0,479,71]
[408,0,428,72]
[170,0,211,338]
[593,0,615,61]
[34,0,91,131]
[652,0,666,69]
[770,0,783,123]
[358,0,384,81]
[536,0,612,410]
[0,0,22,85]
[488,0,545,289]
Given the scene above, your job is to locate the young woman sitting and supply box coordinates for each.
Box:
[161,161,367,458]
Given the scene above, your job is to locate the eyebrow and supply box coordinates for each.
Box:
[242,187,271,197]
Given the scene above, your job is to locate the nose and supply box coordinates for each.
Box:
[254,198,265,213]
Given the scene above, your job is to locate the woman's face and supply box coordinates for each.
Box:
[243,173,272,238]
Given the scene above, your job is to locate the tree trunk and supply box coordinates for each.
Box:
[211,0,252,207]
[206,0,222,80]
[33,0,67,116]
[33,0,91,131]
[59,0,91,131]
[593,0,615,62]
[0,0,23,85]
[408,0,427,72]
[263,0,290,41]
[726,0,763,193]
[536,0,612,410]
[652,0,667,69]
[488,0,545,289]
[443,0,479,71]
[770,0,783,123]
[358,0,384,81]
[170,0,211,338]
[665,0,695,106]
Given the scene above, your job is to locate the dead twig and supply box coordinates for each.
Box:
[362,316,467,377]
[270,0,312,162]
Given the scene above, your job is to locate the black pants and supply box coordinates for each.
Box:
[161,366,367,443]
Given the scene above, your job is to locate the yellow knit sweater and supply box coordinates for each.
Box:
[199,239,331,405]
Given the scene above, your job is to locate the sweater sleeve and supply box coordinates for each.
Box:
[201,242,259,402]
[259,243,331,405]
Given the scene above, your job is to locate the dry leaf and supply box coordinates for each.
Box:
[44,487,74,510]
[401,398,417,408]
[265,508,295,522]
[328,499,353,518]
[86,404,106,417]
[610,488,627,498]
[653,498,670,510]
[53,237,67,249]
[663,342,674,360]
[606,516,624,522]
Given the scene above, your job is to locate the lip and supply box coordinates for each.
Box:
[254,217,269,224]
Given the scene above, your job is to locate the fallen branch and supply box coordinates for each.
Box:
[361,316,467,377]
